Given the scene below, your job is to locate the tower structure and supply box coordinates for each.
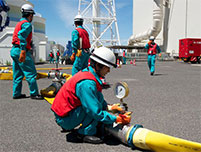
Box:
[78,0,121,49]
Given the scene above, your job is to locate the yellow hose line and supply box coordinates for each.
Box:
[132,128,201,152]
[0,72,13,80]
[36,67,72,70]
[44,97,55,105]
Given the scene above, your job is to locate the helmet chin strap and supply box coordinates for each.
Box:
[94,63,102,78]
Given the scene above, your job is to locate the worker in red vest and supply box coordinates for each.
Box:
[55,49,60,63]
[70,15,91,75]
[10,4,43,100]
[52,47,131,144]
[49,51,54,64]
[123,50,127,64]
[145,36,162,75]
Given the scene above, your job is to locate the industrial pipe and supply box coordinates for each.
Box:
[128,0,163,45]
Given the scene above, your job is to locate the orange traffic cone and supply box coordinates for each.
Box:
[88,58,90,67]
[133,59,136,66]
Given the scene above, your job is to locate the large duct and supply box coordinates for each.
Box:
[128,0,163,45]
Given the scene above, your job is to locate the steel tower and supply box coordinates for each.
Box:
[78,0,121,48]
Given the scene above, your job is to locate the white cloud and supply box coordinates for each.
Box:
[56,0,79,28]
[116,1,131,10]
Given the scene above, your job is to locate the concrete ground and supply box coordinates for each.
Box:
[1,61,201,152]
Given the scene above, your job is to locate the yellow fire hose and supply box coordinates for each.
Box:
[128,127,201,152]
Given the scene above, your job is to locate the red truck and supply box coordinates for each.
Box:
[179,38,201,63]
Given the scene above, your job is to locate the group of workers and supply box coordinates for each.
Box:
[49,49,60,64]
[10,3,161,144]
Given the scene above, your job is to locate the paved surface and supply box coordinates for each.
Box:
[1,61,201,152]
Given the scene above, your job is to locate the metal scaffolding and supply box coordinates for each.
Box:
[78,0,121,49]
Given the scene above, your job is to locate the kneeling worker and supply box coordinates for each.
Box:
[51,47,131,144]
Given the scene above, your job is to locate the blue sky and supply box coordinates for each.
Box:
[29,0,133,47]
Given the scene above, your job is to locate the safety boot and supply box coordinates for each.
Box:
[30,95,44,100]
[77,133,103,144]
[13,94,26,99]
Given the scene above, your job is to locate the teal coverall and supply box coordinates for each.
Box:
[145,43,161,73]
[54,66,116,136]
[49,52,54,64]
[71,26,90,76]
[55,50,60,63]
[10,18,39,98]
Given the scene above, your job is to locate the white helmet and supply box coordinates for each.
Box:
[149,36,155,40]
[21,4,35,14]
[90,47,117,68]
[74,14,84,22]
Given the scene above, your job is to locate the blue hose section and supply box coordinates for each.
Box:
[127,124,143,149]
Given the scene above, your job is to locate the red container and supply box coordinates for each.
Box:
[179,38,201,63]
[179,38,201,58]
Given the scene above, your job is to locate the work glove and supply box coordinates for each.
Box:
[107,103,124,113]
[76,49,82,57]
[19,50,26,62]
[116,112,131,125]
[70,53,75,62]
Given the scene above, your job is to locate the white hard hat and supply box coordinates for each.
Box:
[149,36,155,40]
[90,47,117,68]
[21,4,35,14]
[74,14,84,22]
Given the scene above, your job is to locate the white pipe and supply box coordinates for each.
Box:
[92,0,100,47]
[128,0,163,45]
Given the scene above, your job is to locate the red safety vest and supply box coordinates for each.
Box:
[57,51,60,56]
[148,43,157,55]
[12,20,32,50]
[50,53,53,57]
[51,71,102,117]
[123,52,126,57]
[76,27,91,49]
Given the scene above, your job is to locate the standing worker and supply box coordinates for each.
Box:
[49,51,54,64]
[10,4,43,100]
[51,47,131,144]
[70,15,91,76]
[55,49,60,64]
[145,36,161,75]
[122,50,127,64]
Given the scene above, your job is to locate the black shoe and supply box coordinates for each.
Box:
[77,134,103,144]
[30,95,44,100]
[13,94,26,99]
[150,72,154,76]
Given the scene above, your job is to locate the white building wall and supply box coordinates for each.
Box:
[0,27,13,64]
[0,0,49,65]
[167,0,201,56]
[132,0,201,56]
[39,41,47,62]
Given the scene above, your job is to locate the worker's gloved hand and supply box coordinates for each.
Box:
[76,49,82,57]
[107,103,124,113]
[116,112,131,125]
[159,53,162,57]
[70,53,75,62]
[19,50,26,62]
